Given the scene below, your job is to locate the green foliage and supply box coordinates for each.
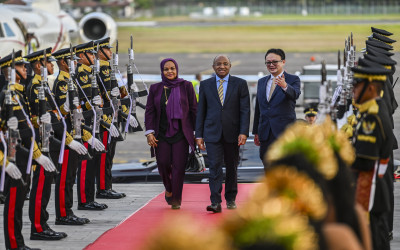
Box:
[136,0,153,9]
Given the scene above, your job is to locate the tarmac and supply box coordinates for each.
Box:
[0,52,400,249]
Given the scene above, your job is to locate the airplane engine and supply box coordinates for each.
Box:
[79,12,117,45]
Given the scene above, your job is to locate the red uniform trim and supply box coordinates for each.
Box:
[80,143,88,203]
[7,187,17,249]
[100,131,108,190]
[34,167,45,232]
[59,149,69,217]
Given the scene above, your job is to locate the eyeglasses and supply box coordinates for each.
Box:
[265,60,283,66]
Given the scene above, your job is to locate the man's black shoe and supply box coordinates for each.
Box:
[111,189,126,197]
[96,190,124,199]
[93,201,108,209]
[206,203,222,213]
[71,214,90,224]
[55,215,85,225]
[227,201,237,209]
[45,227,67,238]
[30,229,65,240]
[78,202,105,210]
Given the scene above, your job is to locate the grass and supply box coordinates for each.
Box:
[133,14,400,22]
[117,23,400,53]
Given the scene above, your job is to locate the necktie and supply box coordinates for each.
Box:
[268,78,276,101]
[218,79,224,105]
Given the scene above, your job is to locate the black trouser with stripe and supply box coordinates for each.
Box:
[54,149,80,218]
[96,130,116,191]
[3,173,29,249]
[28,162,54,233]
[77,141,98,204]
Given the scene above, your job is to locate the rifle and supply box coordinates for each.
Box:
[91,44,103,135]
[125,35,146,133]
[108,40,124,141]
[4,51,26,186]
[38,51,53,154]
[68,45,84,141]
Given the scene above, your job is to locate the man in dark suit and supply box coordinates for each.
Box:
[253,49,301,170]
[196,55,250,213]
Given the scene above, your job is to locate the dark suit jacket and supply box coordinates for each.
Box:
[252,71,301,141]
[195,75,250,143]
[145,81,197,149]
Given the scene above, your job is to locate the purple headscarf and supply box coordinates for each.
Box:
[160,58,187,137]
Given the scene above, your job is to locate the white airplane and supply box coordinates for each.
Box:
[0,0,117,56]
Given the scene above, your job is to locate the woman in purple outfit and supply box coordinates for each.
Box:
[145,58,197,209]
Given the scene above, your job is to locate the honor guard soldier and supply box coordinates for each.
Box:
[351,57,393,250]
[363,30,397,240]
[94,37,128,199]
[303,104,318,125]
[24,48,67,241]
[0,51,41,250]
[74,41,108,210]
[51,47,91,225]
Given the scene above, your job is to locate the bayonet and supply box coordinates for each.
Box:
[38,50,52,154]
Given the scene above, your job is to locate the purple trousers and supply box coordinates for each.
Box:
[155,139,189,205]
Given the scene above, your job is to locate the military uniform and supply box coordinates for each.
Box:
[0,51,42,249]
[363,28,397,240]
[51,47,91,225]
[74,41,109,210]
[94,38,125,199]
[24,48,67,241]
[351,57,393,250]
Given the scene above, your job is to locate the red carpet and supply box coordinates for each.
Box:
[85,183,256,250]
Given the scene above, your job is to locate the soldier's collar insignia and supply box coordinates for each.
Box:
[362,120,376,135]
[355,99,379,114]
[100,60,110,67]
[79,64,92,73]
[32,74,42,84]
[15,83,24,92]
[59,70,70,80]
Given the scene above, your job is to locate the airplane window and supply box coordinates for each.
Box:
[0,24,4,38]
[3,23,15,37]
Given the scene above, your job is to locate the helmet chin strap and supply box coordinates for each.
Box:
[356,81,370,104]
[16,69,25,81]
[83,52,93,65]
[100,47,110,61]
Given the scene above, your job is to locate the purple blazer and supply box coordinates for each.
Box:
[145,81,197,151]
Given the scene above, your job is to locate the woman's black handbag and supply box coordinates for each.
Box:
[185,148,205,172]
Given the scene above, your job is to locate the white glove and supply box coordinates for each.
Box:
[35,155,56,172]
[40,113,51,124]
[111,87,120,97]
[129,115,139,128]
[64,92,80,112]
[109,124,120,137]
[5,162,22,180]
[7,117,18,130]
[68,140,88,155]
[87,137,105,152]
[92,95,102,106]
